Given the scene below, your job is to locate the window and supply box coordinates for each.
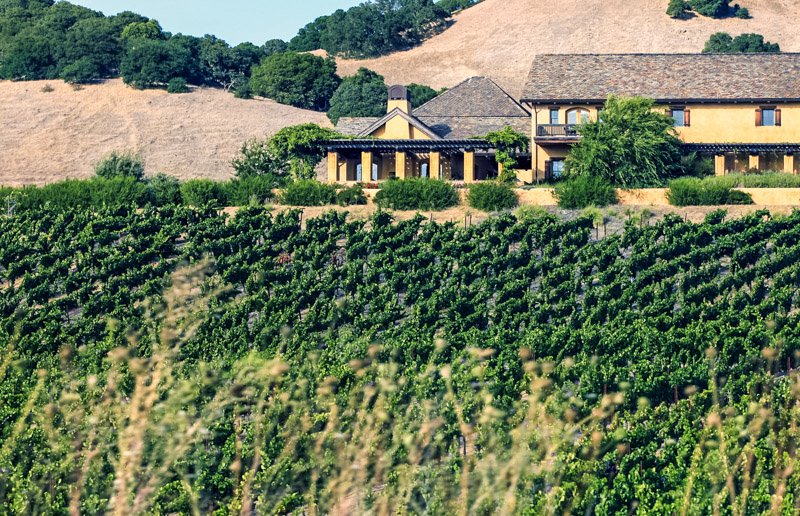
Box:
[371,163,378,181]
[549,108,559,125]
[356,164,362,182]
[421,163,429,178]
[671,109,685,127]
[762,108,776,126]
[551,159,565,178]
[567,109,589,125]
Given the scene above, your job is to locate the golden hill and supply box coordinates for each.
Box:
[0,79,330,186]
[336,0,800,97]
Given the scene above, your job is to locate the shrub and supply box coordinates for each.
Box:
[94,151,145,180]
[735,6,749,18]
[148,173,182,206]
[667,0,690,18]
[180,179,225,208]
[232,75,253,99]
[91,176,151,207]
[41,84,54,93]
[224,176,277,206]
[553,175,618,209]
[514,204,549,222]
[166,77,190,93]
[278,180,337,206]
[374,178,459,211]
[666,177,753,206]
[4,177,151,211]
[336,184,368,206]
[466,182,518,212]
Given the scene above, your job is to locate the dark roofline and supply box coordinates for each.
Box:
[682,143,800,153]
[521,97,800,104]
[324,139,496,152]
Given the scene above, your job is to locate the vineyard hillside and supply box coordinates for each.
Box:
[336,0,800,96]
[0,79,331,186]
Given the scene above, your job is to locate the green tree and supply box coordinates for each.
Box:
[666,0,689,18]
[688,0,730,17]
[703,32,780,53]
[268,124,343,180]
[249,51,340,111]
[327,67,387,125]
[484,126,530,183]
[407,83,443,108]
[121,19,165,40]
[260,38,287,56]
[94,150,145,180]
[565,95,683,188]
[120,38,190,89]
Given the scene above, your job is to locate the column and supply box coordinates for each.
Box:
[715,154,725,176]
[327,151,339,183]
[430,151,441,180]
[395,151,407,179]
[463,150,475,184]
[749,154,760,171]
[785,153,795,174]
[361,151,373,182]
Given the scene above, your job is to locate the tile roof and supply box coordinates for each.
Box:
[413,76,530,117]
[522,53,800,103]
[335,76,531,140]
[417,116,530,139]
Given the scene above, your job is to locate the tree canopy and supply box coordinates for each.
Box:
[249,52,341,111]
[326,67,388,124]
[484,126,530,183]
[289,0,451,58]
[268,123,343,180]
[565,96,683,188]
[702,32,781,53]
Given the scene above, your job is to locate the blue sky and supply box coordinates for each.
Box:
[73,0,363,45]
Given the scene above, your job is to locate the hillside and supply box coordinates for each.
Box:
[336,0,800,96]
[0,79,330,186]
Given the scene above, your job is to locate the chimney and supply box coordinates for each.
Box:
[387,85,411,114]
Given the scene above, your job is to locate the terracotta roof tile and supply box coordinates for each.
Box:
[413,76,530,117]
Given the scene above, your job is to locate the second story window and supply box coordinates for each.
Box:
[757,107,781,126]
[549,108,559,125]
[670,107,690,127]
[567,109,589,125]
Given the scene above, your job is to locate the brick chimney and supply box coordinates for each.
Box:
[387,85,411,114]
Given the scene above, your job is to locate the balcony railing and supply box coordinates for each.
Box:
[537,124,581,138]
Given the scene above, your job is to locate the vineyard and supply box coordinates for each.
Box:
[3,205,800,514]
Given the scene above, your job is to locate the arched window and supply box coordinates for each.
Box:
[567,108,590,125]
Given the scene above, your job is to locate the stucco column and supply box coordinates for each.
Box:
[749,154,760,171]
[395,151,407,179]
[785,153,795,174]
[327,151,339,183]
[361,151,373,182]
[430,151,441,180]
[464,150,475,184]
[715,154,725,176]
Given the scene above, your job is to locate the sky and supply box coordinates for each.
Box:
[72,0,363,45]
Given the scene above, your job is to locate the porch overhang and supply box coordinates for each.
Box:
[681,143,800,154]
[324,139,496,153]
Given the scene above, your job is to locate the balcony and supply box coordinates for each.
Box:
[536,124,581,141]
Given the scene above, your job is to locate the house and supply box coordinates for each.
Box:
[521,53,800,179]
[326,77,531,183]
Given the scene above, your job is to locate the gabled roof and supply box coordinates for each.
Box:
[414,76,530,117]
[522,53,800,103]
[336,117,380,136]
[356,108,442,139]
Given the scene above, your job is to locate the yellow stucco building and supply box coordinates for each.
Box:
[328,77,531,183]
[521,53,800,179]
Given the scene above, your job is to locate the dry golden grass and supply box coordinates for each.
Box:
[0,79,330,186]
[336,0,800,96]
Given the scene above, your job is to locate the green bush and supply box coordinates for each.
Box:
[1,177,151,212]
[224,176,277,206]
[666,177,753,206]
[553,175,618,209]
[336,184,368,206]
[148,173,182,206]
[180,179,225,208]
[91,176,151,207]
[278,180,337,206]
[166,77,190,93]
[94,151,145,181]
[374,178,458,211]
[514,204,550,222]
[466,182,518,212]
